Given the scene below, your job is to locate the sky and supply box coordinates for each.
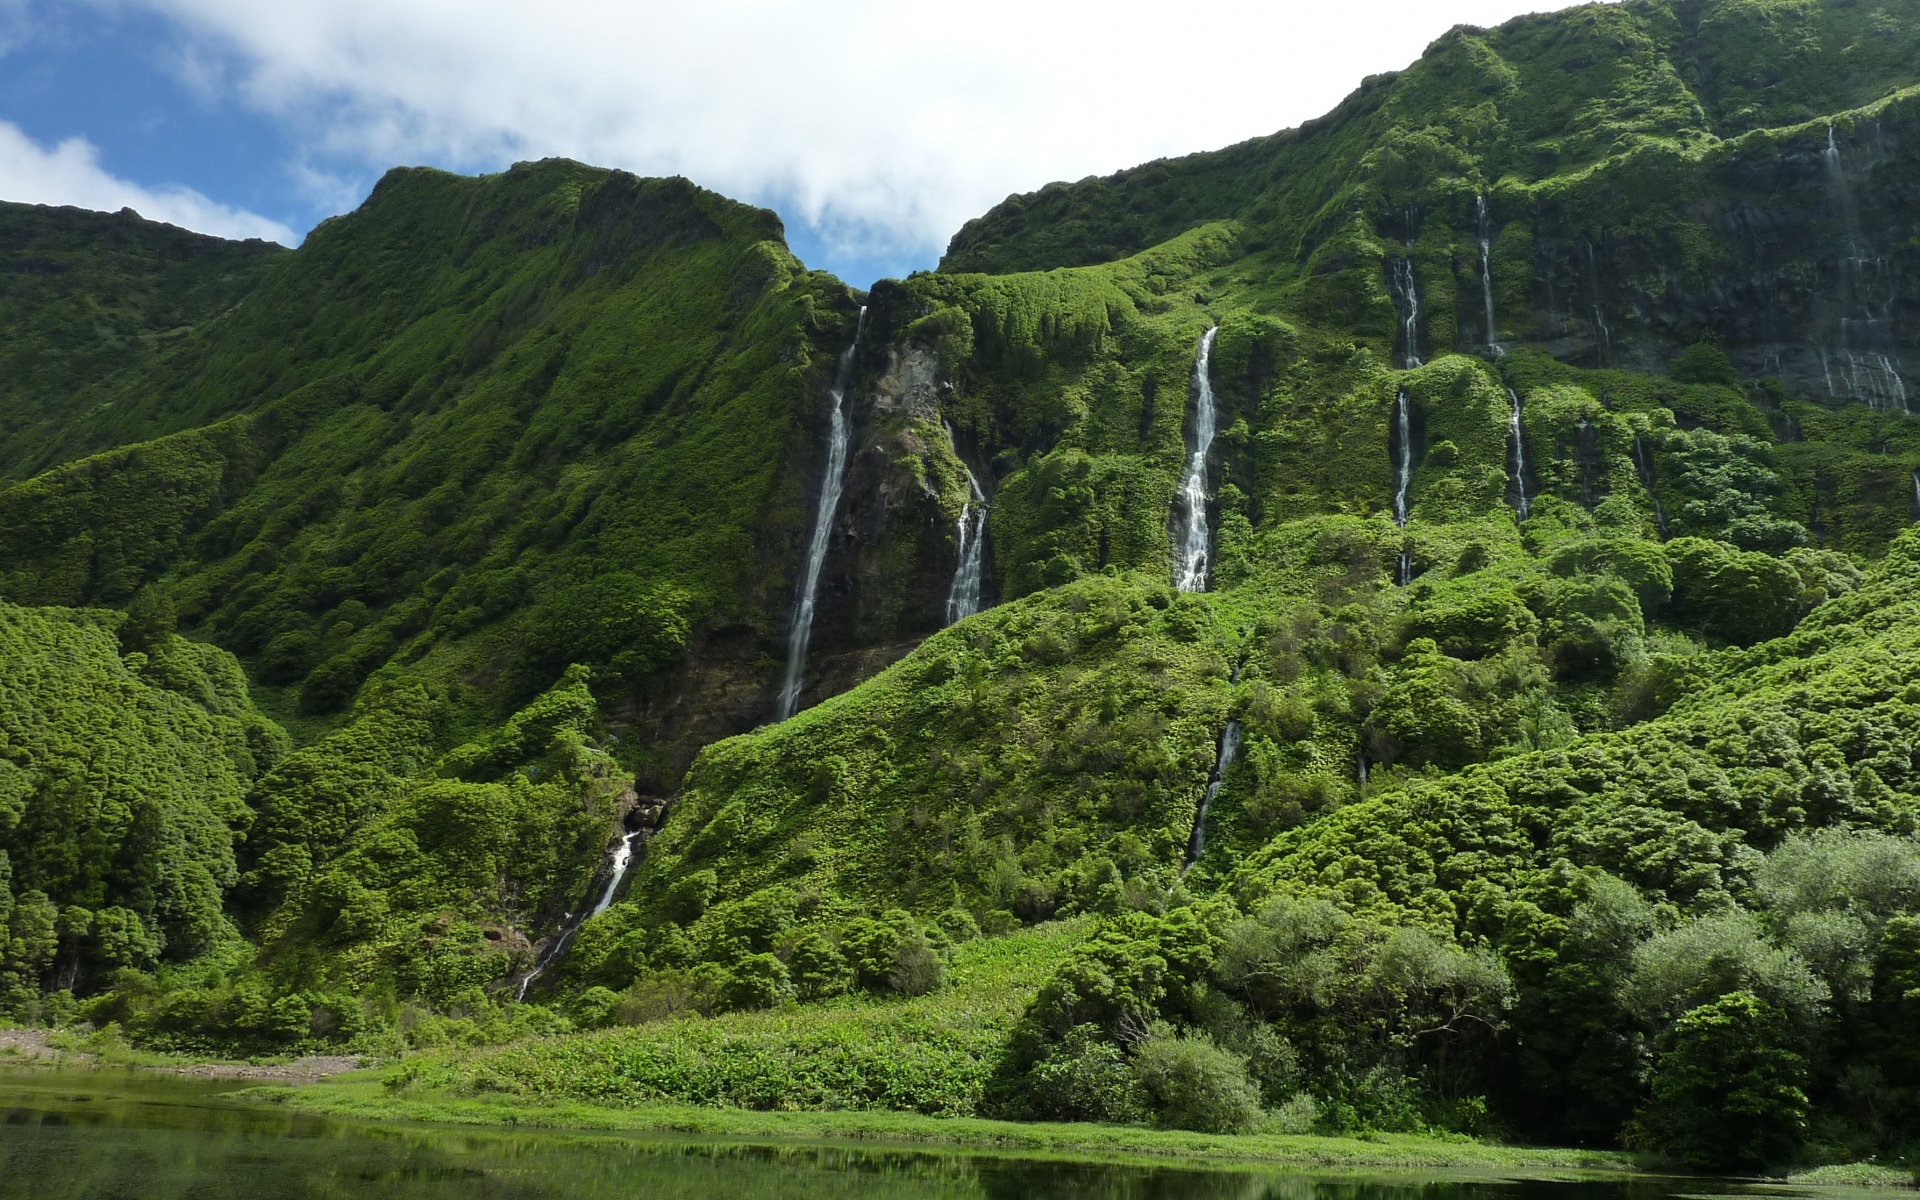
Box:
[0,0,1572,285]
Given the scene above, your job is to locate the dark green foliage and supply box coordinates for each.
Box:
[1133,1027,1265,1133]
[1020,1024,1152,1123]
[0,601,285,1006]
[0,202,282,480]
[1642,991,1811,1170]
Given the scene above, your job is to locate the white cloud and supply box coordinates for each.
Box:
[129,0,1574,272]
[0,119,296,242]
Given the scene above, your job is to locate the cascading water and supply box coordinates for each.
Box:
[1389,258,1423,369]
[944,428,990,625]
[1839,350,1910,413]
[1173,326,1221,593]
[1393,390,1415,584]
[1477,195,1501,356]
[590,830,642,918]
[1505,387,1531,520]
[1912,470,1920,521]
[776,307,866,721]
[1580,241,1611,366]
[517,816,657,1001]
[1181,720,1241,872]
[1820,125,1909,411]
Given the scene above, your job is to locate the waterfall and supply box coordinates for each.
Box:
[944,429,990,625]
[1393,389,1415,584]
[1838,351,1909,413]
[1173,327,1221,593]
[1822,125,1906,409]
[1633,436,1670,539]
[1182,720,1241,871]
[1580,240,1610,366]
[1389,258,1423,369]
[776,307,866,721]
[1506,387,1531,520]
[1912,470,1920,521]
[517,827,640,1000]
[1477,196,1501,356]
[590,830,643,918]
[1826,125,1862,252]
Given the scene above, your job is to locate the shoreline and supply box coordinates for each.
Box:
[0,1027,366,1083]
[241,1074,1648,1177]
[7,1040,1912,1187]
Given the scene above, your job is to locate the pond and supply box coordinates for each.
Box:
[0,1065,1800,1200]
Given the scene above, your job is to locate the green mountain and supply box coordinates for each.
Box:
[3,0,1920,1169]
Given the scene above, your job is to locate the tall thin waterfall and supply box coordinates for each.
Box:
[1821,126,1909,410]
[1634,436,1670,538]
[1826,125,1861,251]
[776,307,866,722]
[1477,195,1501,356]
[1393,390,1415,584]
[1389,258,1423,369]
[1911,469,1920,521]
[944,430,990,625]
[1506,387,1531,520]
[1182,721,1241,871]
[1173,326,1221,593]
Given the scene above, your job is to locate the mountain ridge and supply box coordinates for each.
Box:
[1,0,1919,1166]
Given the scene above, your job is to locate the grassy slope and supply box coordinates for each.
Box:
[0,163,857,757]
[941,0,1920,275]
[397,920,1093,1115]
[0,202,283,480]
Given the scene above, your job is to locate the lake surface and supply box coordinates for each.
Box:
[0,1065,1794,1200]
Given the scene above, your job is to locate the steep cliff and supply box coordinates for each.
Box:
[3,0,1920,1164]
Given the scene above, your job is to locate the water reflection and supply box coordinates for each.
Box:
[0,1068,1771,1200]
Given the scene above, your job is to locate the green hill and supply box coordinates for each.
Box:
[2,0,1920,1171]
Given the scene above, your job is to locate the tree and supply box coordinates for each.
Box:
[1642,991,1809,1170]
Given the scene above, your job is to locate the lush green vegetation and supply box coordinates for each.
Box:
[3,0,1920,1178]
[0,202,282,480]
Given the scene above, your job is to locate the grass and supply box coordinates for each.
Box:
[1785,1164,1919,1190]
[387,921,1095,1116]
[242,1076,1643,1176]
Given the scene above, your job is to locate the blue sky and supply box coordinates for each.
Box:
[0,1,1566,285]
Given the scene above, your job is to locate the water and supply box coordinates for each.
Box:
[1505,387,1531,520]
[1912,469,1920,521]
[590,829,642,918]
[1580,241,1610,366]
[777,307,867,721]
[1173,326,1221,593]
[1477,195,1501,356]
[1392,389,1415,584]
[0,1066,1812,1200]
[1826,125,1862,253]
[944,427,990,625]
[1388,258,1422,369]
[1182,720,1240,870]
[1821,126,1908,411]
[1838,350,1909,413]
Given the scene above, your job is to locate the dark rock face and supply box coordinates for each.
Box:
[1514,117,1916,403]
